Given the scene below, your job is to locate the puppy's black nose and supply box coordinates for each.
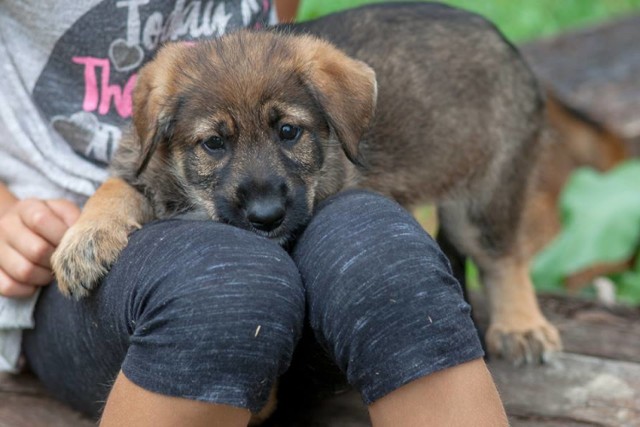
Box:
[246,198,285,231]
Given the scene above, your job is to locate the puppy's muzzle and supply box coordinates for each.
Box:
[235,178,290,235]
[246,197,286,232]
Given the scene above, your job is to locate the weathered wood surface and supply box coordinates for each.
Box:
[0,373,93,427]
[537,295,640,364]
[492,354,640,426]
[522,14,640,153]
[480,294,640,427]
[473,294,640,365]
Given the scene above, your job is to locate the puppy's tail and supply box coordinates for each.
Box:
[543,90,627,172]
[520,90,628,258]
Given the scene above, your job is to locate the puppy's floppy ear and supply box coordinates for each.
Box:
[131,44,185,176]
[297,36,377,165]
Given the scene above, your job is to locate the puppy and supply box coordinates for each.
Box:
[53,3,560,367]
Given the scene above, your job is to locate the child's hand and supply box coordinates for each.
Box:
[0,199,80,297]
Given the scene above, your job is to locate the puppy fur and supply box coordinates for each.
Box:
[54,2,561,378]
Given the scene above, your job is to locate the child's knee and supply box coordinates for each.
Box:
[113,220,305,411]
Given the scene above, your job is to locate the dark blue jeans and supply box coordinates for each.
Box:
[23,190,482,418]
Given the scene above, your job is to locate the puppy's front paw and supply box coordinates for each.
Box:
[486,318,562,365]
[52,221,134,299]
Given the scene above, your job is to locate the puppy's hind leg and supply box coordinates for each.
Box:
[438,198,561,365]
[436,229,467,292]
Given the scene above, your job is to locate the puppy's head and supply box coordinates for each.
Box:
[129,31,376,244]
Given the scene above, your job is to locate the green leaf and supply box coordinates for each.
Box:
[532,161,640,288]
[612,255,640,305]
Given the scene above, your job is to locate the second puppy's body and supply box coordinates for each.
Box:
[53,3,560,365]
[285,7,560,365]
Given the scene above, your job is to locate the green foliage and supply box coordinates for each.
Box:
[465,259,480,291]
[297,0,640,42]
[532,161,640,302]
[612,255,640,304]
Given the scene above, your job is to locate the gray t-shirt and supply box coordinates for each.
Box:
[0,0,276,371]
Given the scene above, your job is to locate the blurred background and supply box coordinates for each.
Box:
[296,0,640,42]
[287,0,640,306]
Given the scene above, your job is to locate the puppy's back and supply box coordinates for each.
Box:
[284,3,543,204]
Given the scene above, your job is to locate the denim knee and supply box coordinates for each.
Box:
[293,190,482,403]
[109,220,305,412]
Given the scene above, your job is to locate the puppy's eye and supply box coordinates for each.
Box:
[279,124,301,142]
[201,136,225,153]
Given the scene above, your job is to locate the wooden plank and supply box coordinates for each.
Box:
[509,419,600,427]
[0,394,94,427]
[471,293,640,363]
[472,293,640,426]
[491,353,640,427]
[522,14,640,152]
[0,372,47,395]
[0,374,93,427]
[539,295,640,363]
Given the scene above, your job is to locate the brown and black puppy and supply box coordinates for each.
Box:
[52,3,560,367]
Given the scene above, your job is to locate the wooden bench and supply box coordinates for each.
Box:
[2,13,640,427]
[0,373,93,427]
